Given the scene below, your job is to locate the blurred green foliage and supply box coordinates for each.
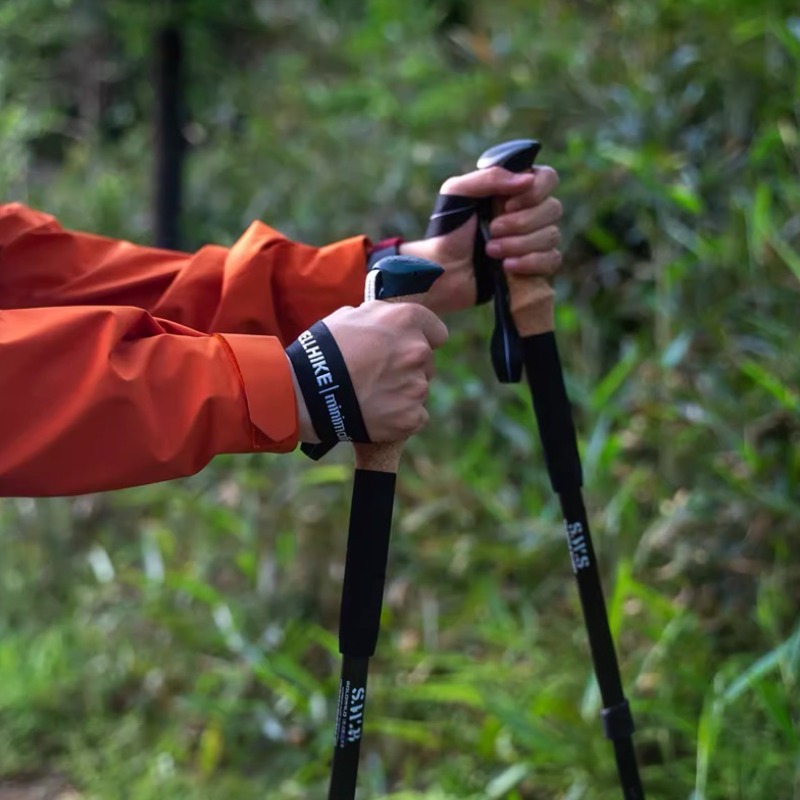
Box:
[1,0,799,797]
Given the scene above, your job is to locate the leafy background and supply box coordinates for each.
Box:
[0,0,798,797]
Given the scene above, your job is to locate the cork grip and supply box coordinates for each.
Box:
[354,441,403,473]
[354,291,429,474]
[507,273,555,336]
[493,197,555,336]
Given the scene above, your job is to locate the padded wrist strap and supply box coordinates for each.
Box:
[425,193,493,305]
[286,321,370,449]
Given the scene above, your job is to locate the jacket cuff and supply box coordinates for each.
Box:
[366,237,404,270]
[215,333,299,452]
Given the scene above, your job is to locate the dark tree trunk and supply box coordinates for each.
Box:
[153,24,185,250]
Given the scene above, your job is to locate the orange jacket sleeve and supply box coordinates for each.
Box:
[0,203,371,497]
[0,202,370,341]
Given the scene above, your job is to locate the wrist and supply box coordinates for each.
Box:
[285,322,370,447]
[398,239,436,261]
[367,237,404,270]
[399,239,462,314]
[286,353,319,443]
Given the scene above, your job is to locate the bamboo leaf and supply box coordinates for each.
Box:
[487,763,530,798]
[740,359,800,411]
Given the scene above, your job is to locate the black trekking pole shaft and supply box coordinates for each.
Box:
[523,334,643,799]
[475,141,645,799]
[329,470,395,800]
[327,257,444,800]
[329,655,370,795]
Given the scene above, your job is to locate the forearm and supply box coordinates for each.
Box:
[0,203,370,342]
[0,305,299,497]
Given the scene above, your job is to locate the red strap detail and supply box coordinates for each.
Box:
[368,236,403,256]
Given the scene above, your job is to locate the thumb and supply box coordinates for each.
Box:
[440,166,534,199]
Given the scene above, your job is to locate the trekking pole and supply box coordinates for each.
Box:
[327,255,444,800]
[475,140,645,799]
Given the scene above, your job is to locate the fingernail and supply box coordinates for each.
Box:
[486,241,502,258]
[504,257,519,270]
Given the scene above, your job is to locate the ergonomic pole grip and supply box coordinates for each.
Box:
[356,256,444,474]
[478,140,555,336]
[304,255,443,462]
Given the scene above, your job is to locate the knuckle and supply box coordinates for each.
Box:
[539,165,560,188]
[548,250,563,274]
[528,251,557,275]
[387,302,417,328]
[357,300,383,321]
[417,407,430,430]
[545,225,562,247]
[549,197,564,219]
[411,339,432,362]
[410,304,431,323]
[399,404,430,436]
[412,303,436,326]
[398,412,419,437]
[412,376,430,400]
[398,338,429,367]
[502,213,525,235]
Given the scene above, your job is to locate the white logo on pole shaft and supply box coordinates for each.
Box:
[335,680,367,748]
[565,521,590,572]
[346,686,366,743]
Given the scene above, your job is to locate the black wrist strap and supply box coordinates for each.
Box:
[425,193,494,305]
[425,193,521,381]
[286,322,370,458]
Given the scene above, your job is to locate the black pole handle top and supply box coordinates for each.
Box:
[477,139,541,172]
[475,139,541,383]
[366,254,444,299]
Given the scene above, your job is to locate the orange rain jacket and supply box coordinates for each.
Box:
[0,203,370,497]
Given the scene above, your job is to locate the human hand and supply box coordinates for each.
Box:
[400,165,562,314]
[289,301,448,443]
